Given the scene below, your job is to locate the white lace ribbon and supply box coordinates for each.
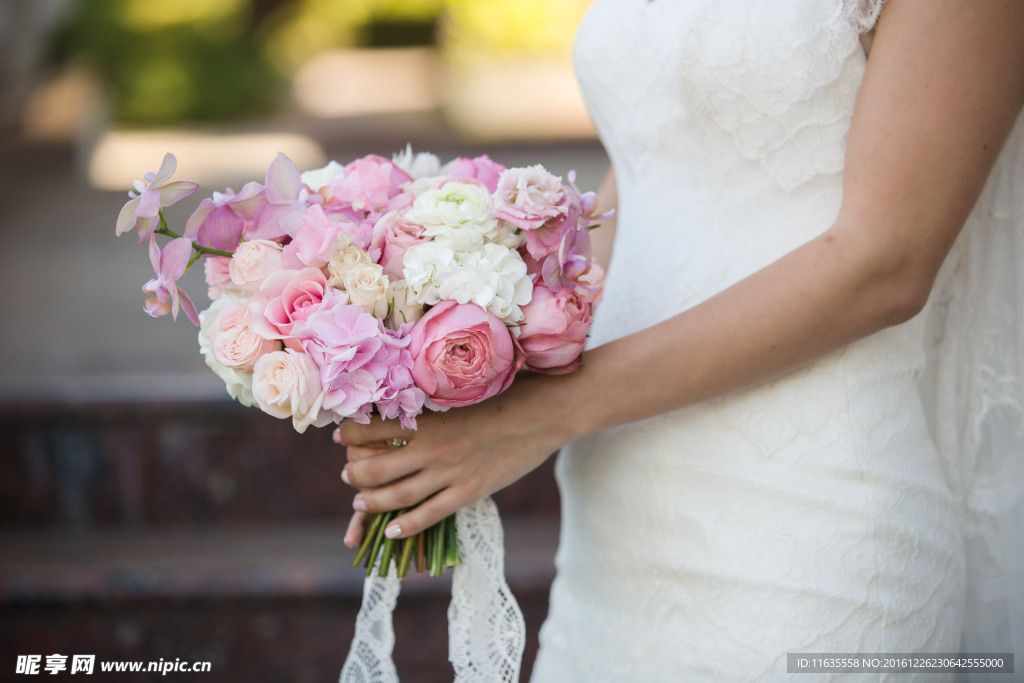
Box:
[340,497,526,683]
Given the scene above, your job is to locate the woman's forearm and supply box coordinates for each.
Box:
[554,215,922,441]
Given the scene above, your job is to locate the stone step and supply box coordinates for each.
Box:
[0,517,559,682]
[1,399,561,529]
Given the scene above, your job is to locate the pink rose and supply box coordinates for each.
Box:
[370,209,430,280]
[492,165,569,231]
[409,300,524,408]
[249,267,341,342]
[517,285,592,374]
[443,155,506,193]
[229,240,285,292]
[207,298,281,371]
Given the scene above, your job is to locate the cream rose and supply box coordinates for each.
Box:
[336,261,390,319]
[385,279,426,330]
[229,240,285,292]
[207,298,281,370]
[251,349,330,433]
[198,296,256,407]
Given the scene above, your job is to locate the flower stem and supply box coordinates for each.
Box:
[352,513,383,568]
[397,535,415,578]
[365,511,394,577]
[155,210,234,258]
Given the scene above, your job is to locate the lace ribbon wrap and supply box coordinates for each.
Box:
[340,497,526,683]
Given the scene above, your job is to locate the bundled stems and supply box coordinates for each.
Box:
[352,510,460,578]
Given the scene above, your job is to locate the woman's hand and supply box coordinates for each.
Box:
[336,372,571,546]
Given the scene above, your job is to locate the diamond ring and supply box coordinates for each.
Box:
[389,437,409,448]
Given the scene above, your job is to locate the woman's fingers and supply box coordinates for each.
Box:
[335,416,413,447]
[352,467,451,515]
[380,486,472,539]
[344,511,364,548]
[343,446,426,490]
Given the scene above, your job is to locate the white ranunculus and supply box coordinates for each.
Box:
[392,145,442,180]
[198,295,256,407]
[408,181,498,252]
[300,160,344,192]
[402,242,458,306]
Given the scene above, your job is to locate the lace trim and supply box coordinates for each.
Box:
[341,497,525,683]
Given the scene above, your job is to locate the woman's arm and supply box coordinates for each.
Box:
[338,0,1024,542]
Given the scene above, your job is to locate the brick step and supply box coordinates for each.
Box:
[1,399,561,528]
[1,517,559,682]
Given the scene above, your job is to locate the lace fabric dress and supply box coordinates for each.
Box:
[531,1,1024,681]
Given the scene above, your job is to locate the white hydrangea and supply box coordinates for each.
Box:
[408,181,498,252]
[402,242,457,306]
[198,294,256,407]
[403,242,533,323]
[299,160,344,192]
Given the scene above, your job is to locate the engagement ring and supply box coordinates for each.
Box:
[389,437,409,448]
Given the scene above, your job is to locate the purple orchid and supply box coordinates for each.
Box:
[184,181,265,252]
[246,153,314,240]
[141,236,199,325]
[115,153,198,243]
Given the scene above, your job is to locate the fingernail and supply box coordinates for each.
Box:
[341,468,350,485]
[332,428,341,444]
[353,498,367,513]
[385,524,402,539]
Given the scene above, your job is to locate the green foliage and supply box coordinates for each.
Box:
[50,0,281,125]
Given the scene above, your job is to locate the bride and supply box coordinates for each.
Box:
[337,0,1024,679]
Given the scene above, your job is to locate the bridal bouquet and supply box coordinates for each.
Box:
[114,147,605,578]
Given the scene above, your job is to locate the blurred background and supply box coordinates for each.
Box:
[0,0,608,680]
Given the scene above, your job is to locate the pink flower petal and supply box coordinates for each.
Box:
[160,237,194,280]
[152,153,177,184]
[116,197,140,236]
[159,180,198,207]
[265,153,301,205]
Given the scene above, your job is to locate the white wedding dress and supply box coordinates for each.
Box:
[532,1,1024,681]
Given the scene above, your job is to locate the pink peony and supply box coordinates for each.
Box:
[250,267,340,342]
[517,284,592,374]
[443,155,506,193]
[408,300,524,408]
[369,209,431,280]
